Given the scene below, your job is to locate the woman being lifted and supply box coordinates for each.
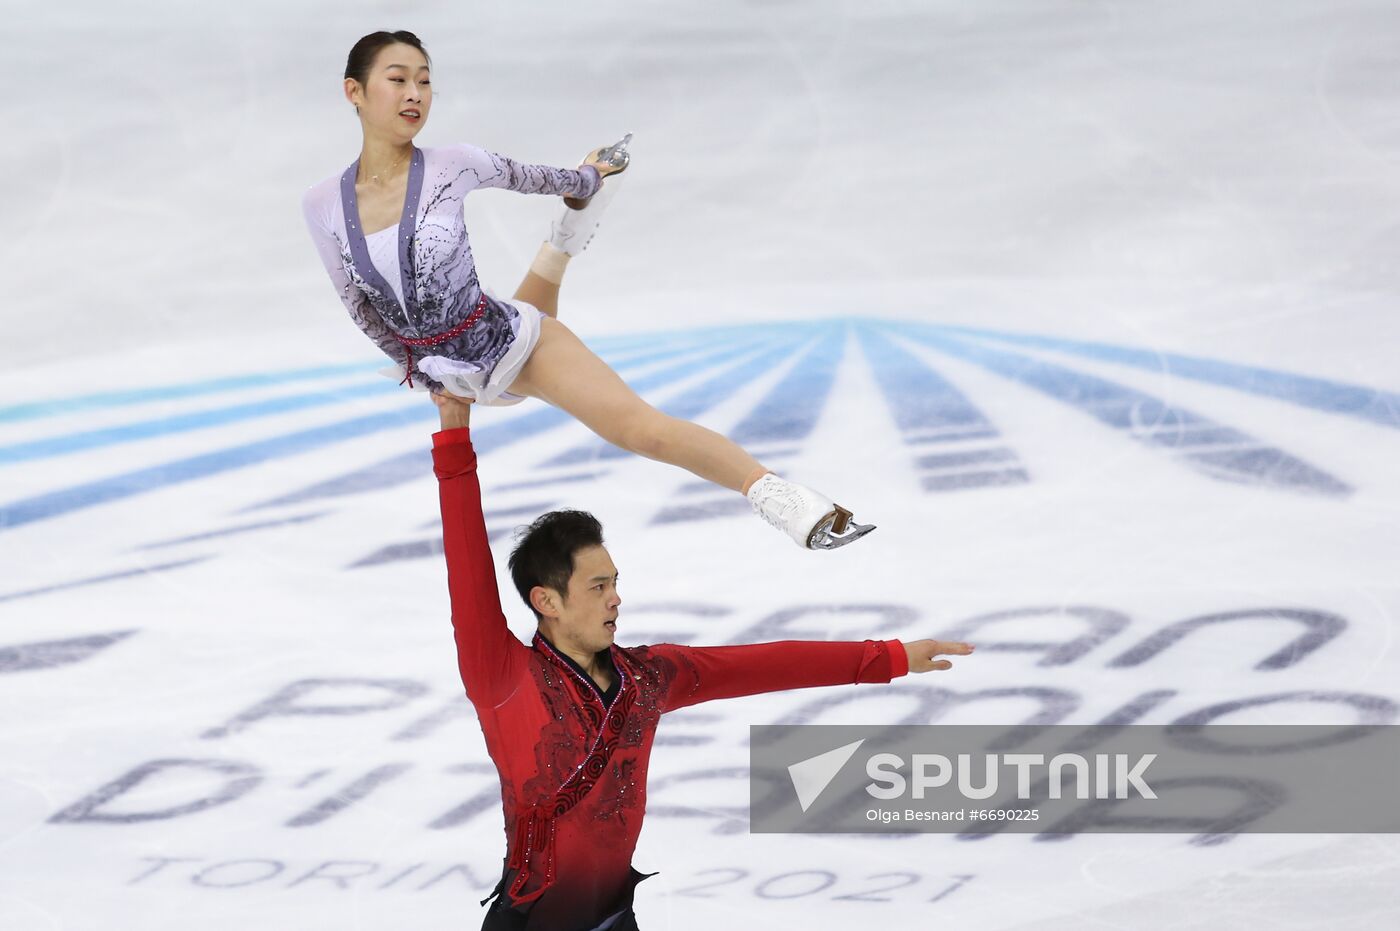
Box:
[301,30,874,550]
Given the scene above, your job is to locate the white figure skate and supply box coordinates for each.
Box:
[551,132,632,257]
[745,473,876,550]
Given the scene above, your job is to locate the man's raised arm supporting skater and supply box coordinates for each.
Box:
[429,391,974,931]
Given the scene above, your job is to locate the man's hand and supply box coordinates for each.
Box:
[432,390,473,431]
[904,639,974,673]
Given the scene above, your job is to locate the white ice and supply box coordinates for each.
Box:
[2,2,1399,929]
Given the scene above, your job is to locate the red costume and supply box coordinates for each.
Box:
[432,428,910,930]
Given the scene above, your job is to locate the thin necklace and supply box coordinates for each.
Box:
[361,147,410,184]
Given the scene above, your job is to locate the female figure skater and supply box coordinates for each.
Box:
[301,30,873,550]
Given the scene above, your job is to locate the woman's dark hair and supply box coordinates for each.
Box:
[344,30,431,87]
[508,510,605,620]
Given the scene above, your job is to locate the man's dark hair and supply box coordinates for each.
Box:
[508,510,605,620]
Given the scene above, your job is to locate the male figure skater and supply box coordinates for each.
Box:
[429,392,974,930]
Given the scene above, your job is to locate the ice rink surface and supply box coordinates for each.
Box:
[3,1,1400,928]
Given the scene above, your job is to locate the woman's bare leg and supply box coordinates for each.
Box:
[508,316,766,493]
[513,256,564,319]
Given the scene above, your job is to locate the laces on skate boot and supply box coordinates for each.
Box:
[805,505,876,550]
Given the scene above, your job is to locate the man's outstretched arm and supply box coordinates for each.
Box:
[432,392,529,707]
[652,638,975,713]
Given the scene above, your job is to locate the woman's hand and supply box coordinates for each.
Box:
[431,390,474,431]
[580,145,625,178]
[571,136,630,208]
[903,639,975,673]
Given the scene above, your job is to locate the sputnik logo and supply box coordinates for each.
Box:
[787,738,866,812]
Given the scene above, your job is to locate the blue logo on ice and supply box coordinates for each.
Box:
[3,316,1399,542]
[789,738,866,812]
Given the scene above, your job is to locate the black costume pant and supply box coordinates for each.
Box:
[480,866,656,931]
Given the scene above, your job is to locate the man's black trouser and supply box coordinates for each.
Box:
[480,866,656,931]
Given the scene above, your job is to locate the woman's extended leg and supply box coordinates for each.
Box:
[508,316,767,493]
[513,248,566,318]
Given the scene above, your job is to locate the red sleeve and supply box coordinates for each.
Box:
[651,639,909,713]
[433,427,530,707]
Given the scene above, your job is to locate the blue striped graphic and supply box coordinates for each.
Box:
[928,322,1400,429]
[4,316,1387,536]
[858,325,1030,492]
[0,362,380,424]
[0,405,433,531]
[0,330,799,529]
[0,321,779,426]
[901,326,1351,496]
[0,380,398,464]
[729,327,846,447]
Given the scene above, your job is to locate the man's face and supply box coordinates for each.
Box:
[547,544,621,653]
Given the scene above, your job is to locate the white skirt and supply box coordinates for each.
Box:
[379,290,544,407]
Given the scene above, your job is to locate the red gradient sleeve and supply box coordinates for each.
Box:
[433,428,531,707]
[652,639,909,713]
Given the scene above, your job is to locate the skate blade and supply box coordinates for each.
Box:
[567,133,633,209]
[807,508,876,550]
[599,132,633,171]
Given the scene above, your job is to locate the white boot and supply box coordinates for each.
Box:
[550,133,632,257]
[745,473,876,550]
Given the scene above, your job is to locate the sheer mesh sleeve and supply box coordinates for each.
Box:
[301,186,409,369]
[453,142,601,198]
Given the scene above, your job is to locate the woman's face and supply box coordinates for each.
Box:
[348,42,432,140]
